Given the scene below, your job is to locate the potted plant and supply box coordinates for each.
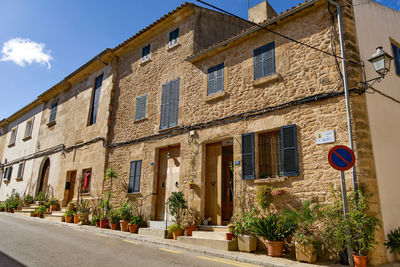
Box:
[64,209,74,223]
[99,213,109,228]
[23,194,33,206]
[283,200,321,263]
[35,191,46,205]
[184,208,199,236]
[128,215,142,234]
[109,209,120,230]
[0,203,4,212]
[233,209,258,252]
[91,215,100,227]
[36,205,47,218]
[48,198,59,213]
[118,202,133,232]
[253,213,296,257]
[384,227,400,257]
[345,189,380,267]
[99,191,111,229]
[168,224,185,240]
[78,200,91,225]
[225,224,235,240]
[166,192,187,240]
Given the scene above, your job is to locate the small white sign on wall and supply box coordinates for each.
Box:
[316,130,335,145]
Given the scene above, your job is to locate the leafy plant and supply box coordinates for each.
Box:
[99,191,112,218]
[253,213,296,241]
[78,200,91,214]
[168,223,184,233]
[166,191,187,226]
[384,227,400,254]
[345,189,380,256]
[49,198,59,205]
[5,190,21,209]
[256,185,273,211]
[35,191,46,202]
[118,202,133,221]
[233,209,258,236]
[36,205,47,215]
[24,194,34,204]
[91,215,99,225]
[130,215,142,226]
[64,209,74,217]
[109,209,120,224]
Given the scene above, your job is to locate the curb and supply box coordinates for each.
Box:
[1,212,330,267]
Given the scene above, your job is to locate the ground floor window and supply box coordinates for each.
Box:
[128,160,142,194]
[259,131,283,178]
[3,166,12,181]
[81,169,92,194]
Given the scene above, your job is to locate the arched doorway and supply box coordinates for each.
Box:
[37,158,50,195]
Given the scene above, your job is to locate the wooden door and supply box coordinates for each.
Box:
[205,142,222,225]
[66,171,76,204]
[222,146,233,224]
[38,158,50,195]
[155,146,180,221]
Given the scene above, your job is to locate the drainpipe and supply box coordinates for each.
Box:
[329,0,358,192]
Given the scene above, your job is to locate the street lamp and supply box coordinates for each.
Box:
[368,46,393,78]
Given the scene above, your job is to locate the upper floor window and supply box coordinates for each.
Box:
[142,45,151,62]
[207,63,224,96]
[24,118,34,140]
[392,43,400,75]
[49,102,58,124]
[3,166,12,182]
[254,42,275,80]
[128,160,142,194]
[169,28,179,48]
[16,163,24,179]
[160,79,180,130]
[9,128,17,146]
[135,95,147,121]
[89,74,103,126]
[81,169,92,194]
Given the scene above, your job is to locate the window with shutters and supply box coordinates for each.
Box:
[16,163,24,179]
[49,102,58,124]
[3,166,12,182]
[135,95,147,121]
[24,118,34,140]
[169,28,179,48]
[142,45,151,63]
[207,63,224,96]
[9,128,17,146]
[88,74,103,126]
[81,169,92,194]
[259,131,283,178]
[160,79,180,130]
[254,42,275,80]
[128,160,142,194]
[392,42,400,76]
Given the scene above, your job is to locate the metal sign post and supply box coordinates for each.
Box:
[328,145,356,266]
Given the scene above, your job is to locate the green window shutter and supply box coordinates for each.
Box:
[160,83,169,129]
[254,46,265,80]
[169,79,180,127]
[128,161,137,193]
[216,63,224,93]
[207,66,216,95]
[134,160,142,193]
[208,63,224,95]
[242,132,255,180]
[264,42,275,76]
[392,44,400,75]
[135,95,147,121]
[281,124,299,176]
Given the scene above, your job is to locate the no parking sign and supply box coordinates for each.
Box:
[328,145,355,171]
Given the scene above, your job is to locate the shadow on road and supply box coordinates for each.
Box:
[0,250,26,267]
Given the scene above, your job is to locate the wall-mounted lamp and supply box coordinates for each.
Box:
[167,152,171,159]
[368,47,393,78]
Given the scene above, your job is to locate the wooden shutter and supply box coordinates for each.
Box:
[128,161,136,193]
[281,124,299,176]
[7,167,13,180]
[242,133,255,180]
[216,63,224,93]
[135,95,147,121]
[169,79,180,128]
[207,66,216,95]
[160,83,170,129]
[50,102,58,123]
[90,74,103,125]
[254,46,265,80]
[134,160,142,193]
[17,163,23,178]
[392,44,400,75]
[264,42,275,76]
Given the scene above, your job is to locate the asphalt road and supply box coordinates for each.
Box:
[0,215,254,267]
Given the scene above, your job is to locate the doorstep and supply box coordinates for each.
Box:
[1,212,339,267]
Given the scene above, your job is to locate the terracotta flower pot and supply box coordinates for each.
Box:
[128,224,139,234]
[173,229,184,240]
[65,216,73,223]
[50,204,58,213]
[353,254,367,267]
[17,206,22,211]
[185,225,197,236]
[226,232,234,240]
[38,214,44,218]
[120,220,129,232]
[265,240,284,257]
[100,219,109,229]
[73,214,81,224]
[110,223,118,230]
[95,220,100,227]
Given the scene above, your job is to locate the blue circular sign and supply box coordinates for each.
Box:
[328,145,355,171]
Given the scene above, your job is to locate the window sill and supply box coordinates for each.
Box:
[2,179,10,183]
[253,73,281,87]
[205,91,226,103]
[159,125,180,133]
[47,121,56,127]
[127,192,142,197]
[23,136,32,142]
[253,176,288,184]
[140,58,152,66]
[15,177,23,182]
[8,143,15,148]
[134,117,148,123]
[80,193,91,196]
[167,43,181,51]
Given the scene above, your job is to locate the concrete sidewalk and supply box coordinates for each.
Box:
[0,212,355,267]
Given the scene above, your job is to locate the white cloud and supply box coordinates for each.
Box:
[0,38,52,69]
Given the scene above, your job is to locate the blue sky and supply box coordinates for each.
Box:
[0,0,398,119]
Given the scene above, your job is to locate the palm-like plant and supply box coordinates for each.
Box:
[253,213,296,241]
[384,227,400,254]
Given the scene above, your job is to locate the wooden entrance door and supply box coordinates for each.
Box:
[205,142,222,225]
[222,146,233,224]
[155,146,180,221]
[66,171,76,205]
[38,158,50,195]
